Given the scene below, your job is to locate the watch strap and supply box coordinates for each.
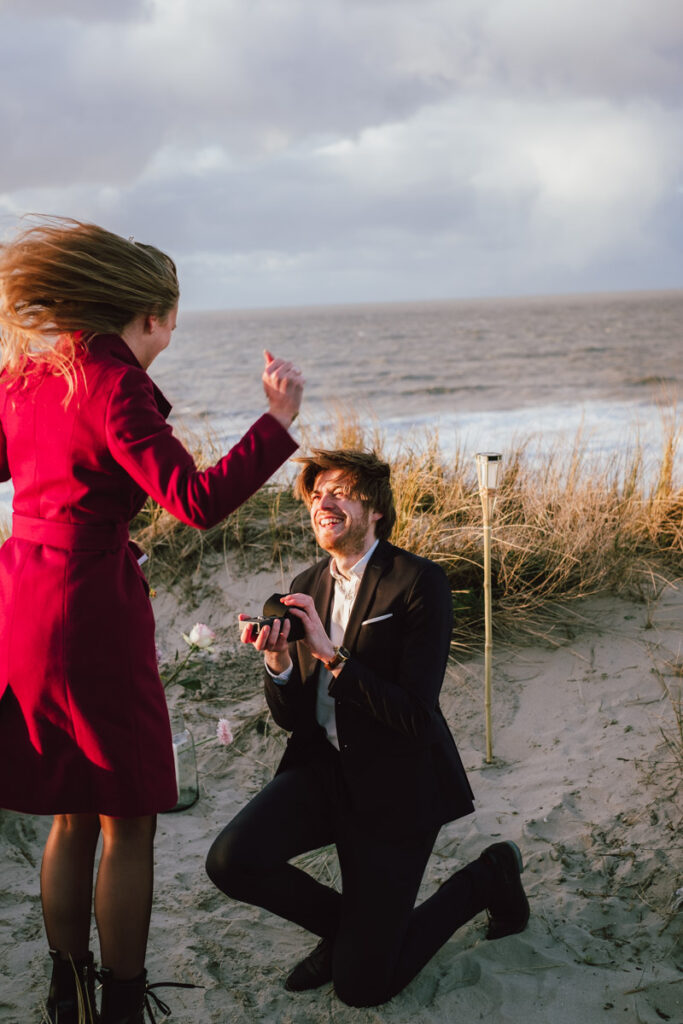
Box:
[323,645,350,671]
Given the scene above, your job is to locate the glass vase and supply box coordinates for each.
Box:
[170,714,199,811]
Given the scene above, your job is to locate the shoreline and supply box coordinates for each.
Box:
[167,395,680,456]
[1,394,678,520]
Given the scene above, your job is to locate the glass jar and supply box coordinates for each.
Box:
[170,714,199,811]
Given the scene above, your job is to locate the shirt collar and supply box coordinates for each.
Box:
[329,538,379,585]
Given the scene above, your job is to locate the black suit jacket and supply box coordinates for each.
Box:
[264,540,475,838]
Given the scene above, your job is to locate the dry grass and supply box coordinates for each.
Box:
[0,410,676,649]
[130,424,318,600]
[655,655,683,779]
[660,688,683,774]
[131,410,682,650]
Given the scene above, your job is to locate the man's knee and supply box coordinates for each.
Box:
[205,826,260,896]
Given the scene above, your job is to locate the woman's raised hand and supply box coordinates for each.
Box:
[262,350,304,430]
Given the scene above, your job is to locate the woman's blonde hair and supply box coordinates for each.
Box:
[0,217,179,392]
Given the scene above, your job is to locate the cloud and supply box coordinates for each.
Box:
[1,0,152,21]
[0,0,681,306]
[482,0,683,101]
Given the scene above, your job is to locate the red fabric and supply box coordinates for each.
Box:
[0,334,297,815]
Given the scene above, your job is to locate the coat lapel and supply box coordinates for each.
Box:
[343,541,392,651]
[311,557,334,629]
[296,558,334,688]
[151,381,172,419]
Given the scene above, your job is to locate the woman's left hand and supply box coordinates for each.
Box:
[262,350,304,430]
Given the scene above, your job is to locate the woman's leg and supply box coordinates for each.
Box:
[94,814,156,979]
[40,813,101,958]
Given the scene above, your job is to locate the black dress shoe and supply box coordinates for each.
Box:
[284,938,333,992]
[480,840,530,940]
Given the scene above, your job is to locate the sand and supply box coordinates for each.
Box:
[1,555,681,1024]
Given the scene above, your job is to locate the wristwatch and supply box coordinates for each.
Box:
[322,645,350,671]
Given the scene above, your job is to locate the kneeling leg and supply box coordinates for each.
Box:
[206,766,341,938]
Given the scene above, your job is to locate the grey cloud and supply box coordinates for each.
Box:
[25,103,673,310]
[0,0,681,308]
[0,6,448,192]
[2,0,680,194]
[481,0,683,102]
[0,0,152,21]
[0,15,168,191]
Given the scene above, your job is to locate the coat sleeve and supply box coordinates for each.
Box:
[263,653,307,732]
[263,564,321,732]
[328,560,453,739]
[105,366,298,528]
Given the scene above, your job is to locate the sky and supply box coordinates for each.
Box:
[0,0,681,311]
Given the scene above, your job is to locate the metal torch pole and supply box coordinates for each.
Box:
[482,495,493,763]
[476,451,500,765]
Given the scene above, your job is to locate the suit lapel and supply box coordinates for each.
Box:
[297,559,334,690]
[343,541,392,651]
[311,557,334,629]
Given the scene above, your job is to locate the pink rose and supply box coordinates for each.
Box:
[216,718,234,746]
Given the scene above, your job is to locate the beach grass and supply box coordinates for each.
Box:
[132,410,682,650]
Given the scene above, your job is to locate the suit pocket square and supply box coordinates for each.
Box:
[361,613,393,626]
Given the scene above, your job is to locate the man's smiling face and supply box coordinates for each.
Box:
[309,469,381,559]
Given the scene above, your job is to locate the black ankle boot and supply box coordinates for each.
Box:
[98,967,198,1024]
[46,948,99,1023]
[98,969,147,1024]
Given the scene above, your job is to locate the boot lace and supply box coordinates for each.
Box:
[143,980,200,1022]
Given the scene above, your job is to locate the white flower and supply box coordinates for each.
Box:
[216,718,234,746]
[183,623,216,649]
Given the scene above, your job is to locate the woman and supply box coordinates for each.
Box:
[0,218,303,1023]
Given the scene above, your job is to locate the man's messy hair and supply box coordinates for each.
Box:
[293,448,396,541]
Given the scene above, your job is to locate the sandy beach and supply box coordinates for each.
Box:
[1,555,681,1024]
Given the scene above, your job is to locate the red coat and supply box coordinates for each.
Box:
[0,334,297,815]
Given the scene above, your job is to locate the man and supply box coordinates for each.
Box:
[206,448,529,1008]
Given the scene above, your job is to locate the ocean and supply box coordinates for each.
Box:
[152,289,682,472]
[0,289,681,515]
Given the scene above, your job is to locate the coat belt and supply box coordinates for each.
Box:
[12,514,130,552]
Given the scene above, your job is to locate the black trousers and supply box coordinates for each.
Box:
[206,742,492,1007]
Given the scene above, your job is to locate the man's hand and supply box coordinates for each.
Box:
[280,593,337,666]
[239,613,293,676]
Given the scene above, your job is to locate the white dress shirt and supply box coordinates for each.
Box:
[267,539,379,750]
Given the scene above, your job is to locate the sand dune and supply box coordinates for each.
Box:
[1,561,681,1023]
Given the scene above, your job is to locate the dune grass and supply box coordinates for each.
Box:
[132,410,682,650]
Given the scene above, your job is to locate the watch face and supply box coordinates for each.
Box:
[326,645,350,670]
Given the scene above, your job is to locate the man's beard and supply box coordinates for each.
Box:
[315,508,372,557]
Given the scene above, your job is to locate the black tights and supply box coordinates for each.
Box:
[206,750,492,1007]
[41,813,156,979]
